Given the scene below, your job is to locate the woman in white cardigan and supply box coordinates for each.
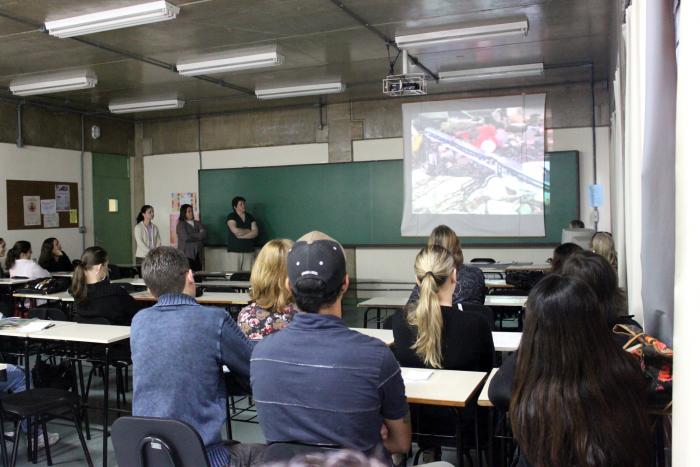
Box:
[134,205,161,265]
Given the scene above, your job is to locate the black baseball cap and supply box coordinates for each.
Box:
[287,233,346,295]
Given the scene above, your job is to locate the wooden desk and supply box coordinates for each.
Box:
[30,322,130,467]
[0,278,29,286]
[111,278,145,286]
[352,328,521,352]
[12,290,75,302]
[478,370,496,408]
[131,290,251,306]
[403,367,487,467]
[504,263,551,273]
[51,271,73,278]
[357,296,406,328]
[485,279,514,289]
[485,295,526,307]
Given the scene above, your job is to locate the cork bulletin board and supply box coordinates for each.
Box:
[6,179,79,230]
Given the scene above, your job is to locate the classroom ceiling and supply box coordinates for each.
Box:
[0,0,614,120]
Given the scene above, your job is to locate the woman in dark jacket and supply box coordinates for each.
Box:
[70,246,141,325]
[176,204,206,271]
[38,237,73,272]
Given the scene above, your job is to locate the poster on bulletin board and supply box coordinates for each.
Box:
[7,180,79,230]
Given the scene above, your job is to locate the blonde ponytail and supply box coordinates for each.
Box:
[407,245,454,368]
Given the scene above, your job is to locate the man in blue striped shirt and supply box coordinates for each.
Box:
[251,231,411,461]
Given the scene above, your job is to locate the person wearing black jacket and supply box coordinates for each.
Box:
[392,245,494,462]
[38,237,73,272]
[70,246,141,325]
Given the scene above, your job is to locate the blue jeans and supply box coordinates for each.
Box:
[1,364,28,432]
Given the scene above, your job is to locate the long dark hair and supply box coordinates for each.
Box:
[5,240,31,271]
[136,205,153,224]
[561,250,627,323]
[510,274,651,467]
[178,204,192,222]
[38,237,58,270]
[71,246,109,303]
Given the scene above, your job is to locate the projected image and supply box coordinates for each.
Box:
[409,105,545,216]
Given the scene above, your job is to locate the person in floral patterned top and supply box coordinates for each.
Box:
[237,239,299,340]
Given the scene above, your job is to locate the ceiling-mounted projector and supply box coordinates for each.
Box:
[382,73,427,97]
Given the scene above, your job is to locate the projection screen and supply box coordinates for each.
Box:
[401,94,547,237]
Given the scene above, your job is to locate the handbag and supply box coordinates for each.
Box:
[15,276,70,295]
[613,323,673,403]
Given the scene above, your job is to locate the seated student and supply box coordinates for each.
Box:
[569,219,585,229]
[251,231,411,460]
[5,241,50,279]
[70,246,141,325]
[407,225,486,306]
[38,237,73,272]
[130,247,257,467]
[394,245,494,371]
[489,275,651,467]
[560,250,634,331]
[237,239,298,340]
[591,231,618,271]
[0,237,6,277]
[549,242,583,273]
[393,245,494,461]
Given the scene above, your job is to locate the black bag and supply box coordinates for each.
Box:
[505,270,545,290]
[15,276,70,295]
[31,358,74,390]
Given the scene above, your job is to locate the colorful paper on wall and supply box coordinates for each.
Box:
[23,196,41,226]
[40,199,56,215]
[69,209,78,223]
[169,214,179,246]
[43,213,59,228]
[55,184,70,211]
[171,192,198,213]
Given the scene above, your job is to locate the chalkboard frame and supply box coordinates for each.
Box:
[199,151,579,247]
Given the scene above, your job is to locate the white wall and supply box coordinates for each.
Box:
[142,129,609,279]
[0,143,90,265]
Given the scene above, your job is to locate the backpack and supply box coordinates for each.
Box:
[613,323,673,404]
[31,357,74,390]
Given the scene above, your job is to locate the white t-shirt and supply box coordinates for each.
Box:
[9,258,50,280]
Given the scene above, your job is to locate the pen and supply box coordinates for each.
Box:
[44,323,55,329]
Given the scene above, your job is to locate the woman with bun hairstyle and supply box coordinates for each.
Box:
[134,205,161,265]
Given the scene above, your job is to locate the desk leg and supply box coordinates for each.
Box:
[454,415,464,467]
[474,409,481,467]
[102,346,110,467]
[23,338,30,390]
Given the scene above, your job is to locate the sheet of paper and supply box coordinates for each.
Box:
[41,199,56,214]
[43,212,59,228]
[23,195,41,226]
[401,368,434,381]
[20,321,55,332]
[69,209,78,223]
[55,184,70,211]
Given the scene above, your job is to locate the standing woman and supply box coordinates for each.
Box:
[38,237,73,272]
[71,246,141,325]
[176,204,206,271]
[134,205,161,265]
[489,275,651,467]
[5,240,50,279]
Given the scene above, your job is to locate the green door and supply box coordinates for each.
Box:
[92,153,132,264]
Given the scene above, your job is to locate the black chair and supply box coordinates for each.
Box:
[0,388,92,466]
[112,416,211,467]
[230,272,251,281]
[470,258,495,264]
[27,308,67,321]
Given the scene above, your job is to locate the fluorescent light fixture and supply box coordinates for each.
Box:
[177,45,284,76]
[45,1,179,38]
[9,70,97,96]
[395,20,528,48]
[439,63,544,82]
[109,97,185,114]
[255,81,346,100]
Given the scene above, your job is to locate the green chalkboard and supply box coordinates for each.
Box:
[199,151,579,246]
